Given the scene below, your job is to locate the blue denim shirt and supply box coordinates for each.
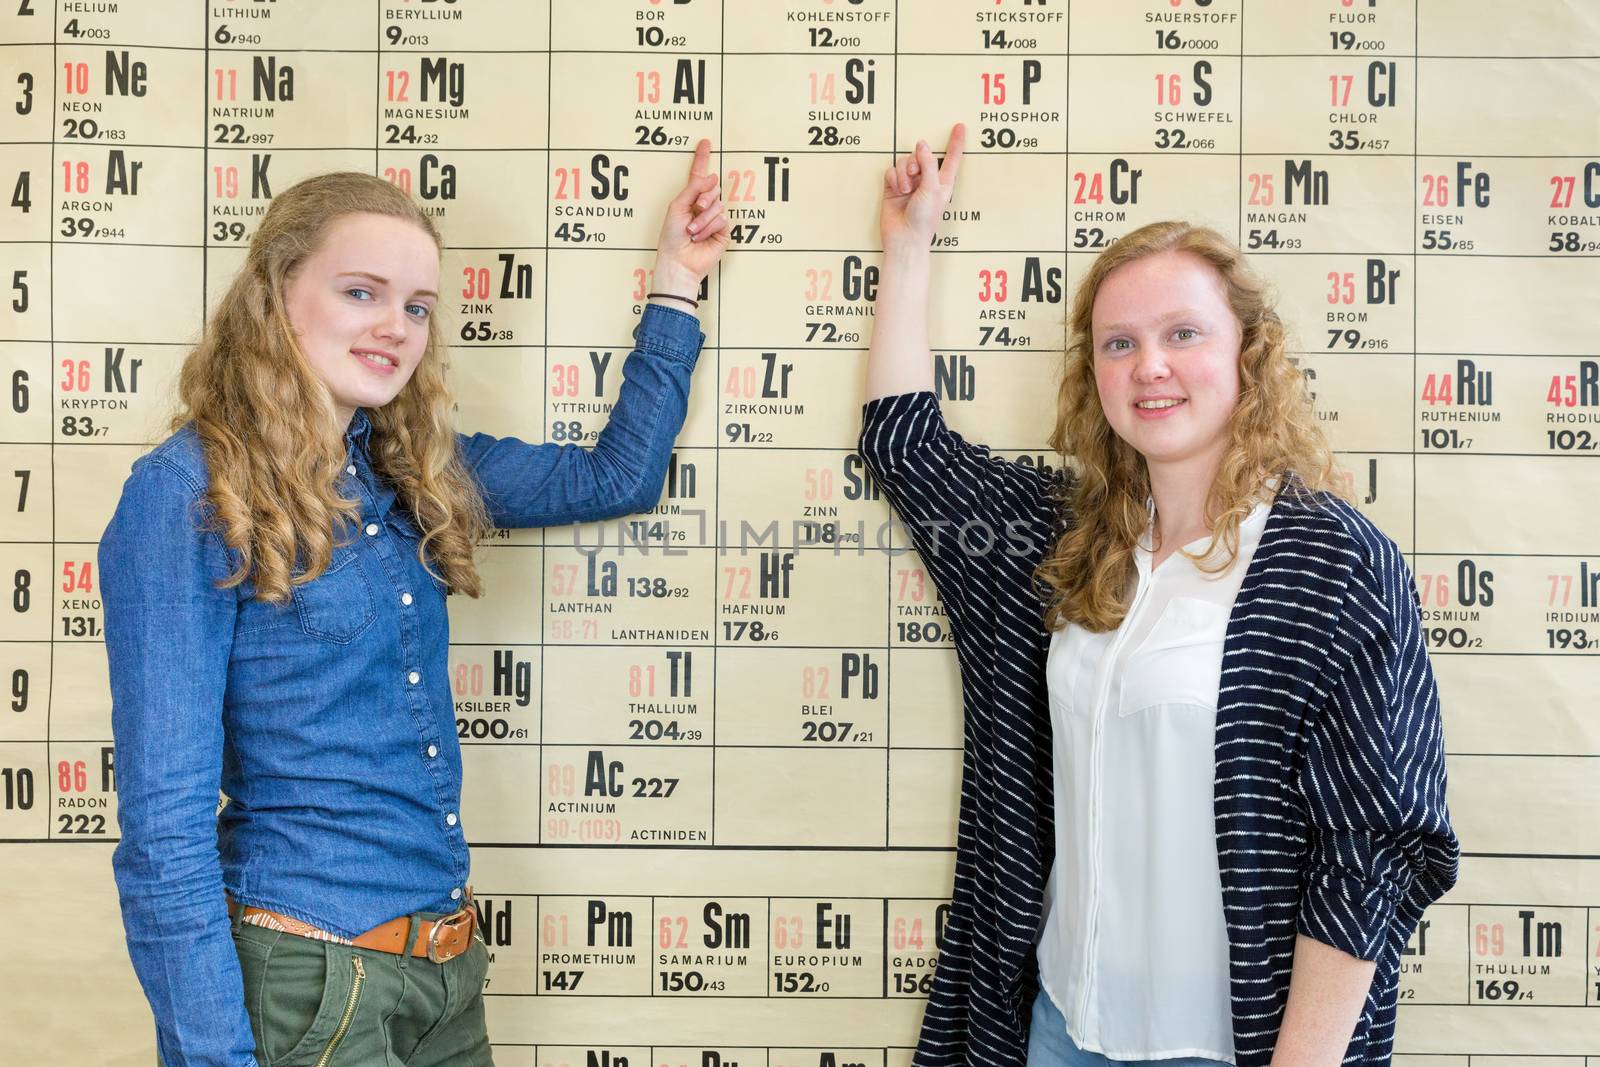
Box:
[102,303,704,1067]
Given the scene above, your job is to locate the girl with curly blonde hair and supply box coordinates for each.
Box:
[859,124,1457,1067]
[102,144,729,1066]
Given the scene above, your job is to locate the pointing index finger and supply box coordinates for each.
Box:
[939,123,966,185]
[688,138,712,179]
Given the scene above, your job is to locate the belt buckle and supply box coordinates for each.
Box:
[426,910,473,963]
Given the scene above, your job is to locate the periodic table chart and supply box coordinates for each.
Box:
[0,1,1598,1063]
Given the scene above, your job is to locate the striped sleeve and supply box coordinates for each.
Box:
[858,390,1057,631]
[1295,528,1459,961]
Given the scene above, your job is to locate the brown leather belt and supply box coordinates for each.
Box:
[227,893,478,963]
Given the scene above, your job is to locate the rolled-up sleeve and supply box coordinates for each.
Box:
[102,456,257,1065]
[1296,537,1459,961]
[458,301,704,528]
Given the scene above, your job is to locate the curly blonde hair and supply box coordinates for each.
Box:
[1037,220,1343,633]
[174,172,488,603]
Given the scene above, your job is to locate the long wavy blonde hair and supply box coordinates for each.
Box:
[1037,220,1343,633]
[175,172,488,603]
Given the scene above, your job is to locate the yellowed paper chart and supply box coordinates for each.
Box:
[1,1,1598,1063]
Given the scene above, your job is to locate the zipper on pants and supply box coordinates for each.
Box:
[315,955,365,1067]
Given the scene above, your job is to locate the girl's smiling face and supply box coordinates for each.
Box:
[1090,250,1243,474]
[282,212,440,428]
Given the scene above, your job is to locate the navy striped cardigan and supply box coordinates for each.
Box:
[859,391,1458,1067]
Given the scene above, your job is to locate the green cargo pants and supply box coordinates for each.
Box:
[228,908,494,1067]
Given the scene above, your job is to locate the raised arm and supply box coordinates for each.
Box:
[859,125,1062,626]
[867,123,964,400]
[458,139,730,528]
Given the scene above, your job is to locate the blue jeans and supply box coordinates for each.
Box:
[1026,988,1232,1067]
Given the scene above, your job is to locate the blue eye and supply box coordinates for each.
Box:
[346,287,373,301]
[406,303,431,319]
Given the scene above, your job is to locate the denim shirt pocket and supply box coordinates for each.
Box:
[383,505,422,544]
[384,507,450,597]
[292,544,377,643]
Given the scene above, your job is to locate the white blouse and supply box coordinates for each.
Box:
[1037,501,1270,1063]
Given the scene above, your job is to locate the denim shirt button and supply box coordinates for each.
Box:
[407,670,420,685]
[365,522,379,536]
[426,744,438,758]
[346,464,356,476]
[450,887,462,901]
[401,592,414,606]
[446,812,458,827]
